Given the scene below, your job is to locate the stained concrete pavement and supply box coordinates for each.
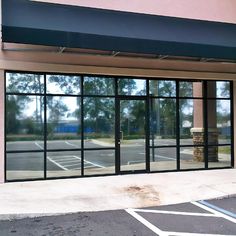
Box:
[0,169,235,220]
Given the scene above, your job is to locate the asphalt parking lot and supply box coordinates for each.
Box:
[0,196,235,236]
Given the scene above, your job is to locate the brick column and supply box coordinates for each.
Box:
[191,82,204,161]
[191,81,218,162]
[0,70,4,183]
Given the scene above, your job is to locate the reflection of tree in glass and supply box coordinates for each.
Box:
[150,81,176,138]
[179,81,193,97]
[149,80,176,97]
[7,73,44,94]
[84,77,115,95]
[47,75,81,94]
[84,98,114,137]
[83,77,115,138]
[7,73,44,126]
[118,79,137,95]
[6,95,43,139]
[6,95,22,134]
[120,100,145,138]
[219,81,230,98]
[47,97,69,137]
[160,99,176,137]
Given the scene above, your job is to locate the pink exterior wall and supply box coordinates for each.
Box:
[33,0,236,24]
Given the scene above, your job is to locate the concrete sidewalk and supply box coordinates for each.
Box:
[0,169,235,219]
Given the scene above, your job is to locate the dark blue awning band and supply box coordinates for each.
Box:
[2,0,236,60]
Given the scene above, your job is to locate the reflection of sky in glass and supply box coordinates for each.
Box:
[6,73,44,94]
[47,97,79,121]
[216,81,230,98]
[46,75,80,95]
[119,79,146,95]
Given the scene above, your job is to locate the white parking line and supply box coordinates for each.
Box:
[126,203,236,236]
[165,232,235,236]
[65,141,80,148]
[47,155,105,170]
[126,209,168,236]
[155,155,176,161]
[128,160,144,165]
[34,142,44,150]
[47,156,68,170]
[133,208,217,217]
[192,201,236,224]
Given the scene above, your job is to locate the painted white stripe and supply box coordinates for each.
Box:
[65,141,80,148]
[63,163,81,168]
[34,142,44,150]
[84,160,105,168]
[57,159,81,164]
[155,155,176,161]
[133,209,217,217]
[48,154,104,170]
[166,232,236,236]
[47,156,68,170]
[125,208,168,236]
[49,156,76,161]
[192,201,236,224]
[128,160,144,165]
[199,200,236,219]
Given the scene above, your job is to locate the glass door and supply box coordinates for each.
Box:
[118,99,146,172]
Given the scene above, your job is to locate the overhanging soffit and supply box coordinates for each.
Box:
[2,0,236,60]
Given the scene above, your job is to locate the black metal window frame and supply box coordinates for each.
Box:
[4,71,234,182]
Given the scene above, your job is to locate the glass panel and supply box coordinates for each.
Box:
[120,100,146,171]
[118,78,146,96]
[179,81,202,98]
[150,98,176,146]
[6,95,44,151]
[46,74,81,94]
[207,100,231,145]
[180,99,193,145]
[47,97,81,150]
[208,146,231,168]
[6,73,44,94]
[47,151,81,178]
[180,147,205,169]
[150,148,177,171]
[6,152,44,180]
[207,81,230,98]
[179,81,193,97]
[84,150,115,175]
[84,76,115,95]
[84,98,115,148]
[149,80,176,97]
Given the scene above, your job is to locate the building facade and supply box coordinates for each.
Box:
[0,0,236,182]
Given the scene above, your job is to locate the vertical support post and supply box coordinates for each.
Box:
[233,81,236,168]
[0,70,5,183]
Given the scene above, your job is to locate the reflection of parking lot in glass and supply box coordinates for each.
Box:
[6,138,231,180]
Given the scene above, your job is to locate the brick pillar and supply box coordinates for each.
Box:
[191,81,218,162]
[191,82,204,162]
[191,128,204,161]
[0,70,4,183]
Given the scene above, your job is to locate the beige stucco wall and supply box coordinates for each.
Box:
[0,1,236,183]
[33,0,236,24]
